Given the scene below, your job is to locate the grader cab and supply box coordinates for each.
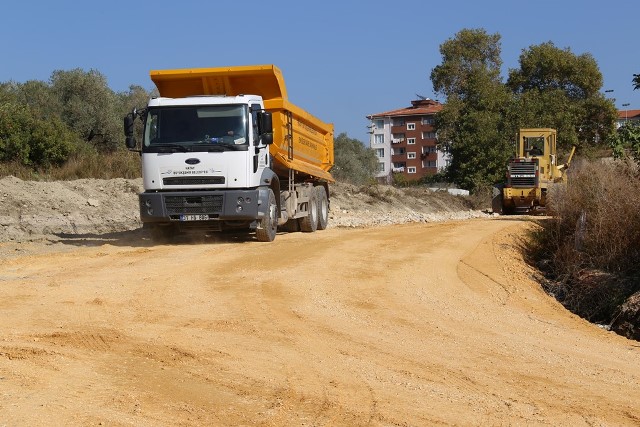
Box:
[492,128,575,215]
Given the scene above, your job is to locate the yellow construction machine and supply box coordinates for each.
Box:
[492,128,575,215]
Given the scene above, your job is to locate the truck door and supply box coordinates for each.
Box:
[250,103,269,185]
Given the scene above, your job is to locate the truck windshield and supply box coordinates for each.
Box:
[143,105,248,151]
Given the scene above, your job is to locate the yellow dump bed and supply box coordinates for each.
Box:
[150,65,334,182]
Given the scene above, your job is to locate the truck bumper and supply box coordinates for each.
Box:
[138,189,269,224]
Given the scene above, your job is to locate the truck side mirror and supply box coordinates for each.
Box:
[258,111,274,145]
[124,113,136,149]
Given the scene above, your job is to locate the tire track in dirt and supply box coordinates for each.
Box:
[0,220,639,426]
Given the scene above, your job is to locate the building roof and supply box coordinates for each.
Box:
[618,109,640,120]
[367,99,443,119]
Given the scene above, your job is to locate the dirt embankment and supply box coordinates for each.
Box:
[0,176,487,243]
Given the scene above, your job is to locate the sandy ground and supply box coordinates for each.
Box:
[1,218,639,426]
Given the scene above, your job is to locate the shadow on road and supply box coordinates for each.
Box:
[52,228,258,248]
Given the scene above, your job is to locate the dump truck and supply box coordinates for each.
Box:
[124,65,334,242]
[492,128,575,215]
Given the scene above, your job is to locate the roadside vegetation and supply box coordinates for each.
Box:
[0,69,152,180]
[528,159,640,339]
[331,133,378,185]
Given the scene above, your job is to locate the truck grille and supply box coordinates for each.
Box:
[509,161,537,187]
[164,194,224,215]
[163,176,225,186]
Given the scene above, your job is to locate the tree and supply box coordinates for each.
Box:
[610,122,640,163]
[0,81,19,104]
[430,28,514,192]
[117,84,157,145]
[15,80,61,120]
[507,42,617,151]
[611,73,640,163]
[50,69,122,152]
[117,84,156,117]
[331,133,378,185]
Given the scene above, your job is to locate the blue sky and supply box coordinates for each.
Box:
[1,0,638,143]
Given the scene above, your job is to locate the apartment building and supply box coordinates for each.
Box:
[367,98,447,183]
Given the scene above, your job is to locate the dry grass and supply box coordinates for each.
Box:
[529,160,640,322]
[0,150,141,181]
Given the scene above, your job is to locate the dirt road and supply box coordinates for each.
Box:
[1,219,639,426]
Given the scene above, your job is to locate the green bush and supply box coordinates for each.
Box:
[0,102,77,167]
[0,102,31,163]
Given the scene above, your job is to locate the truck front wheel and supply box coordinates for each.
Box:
[256,189,278,242]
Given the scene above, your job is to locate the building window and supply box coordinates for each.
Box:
[374,119,384,129]
[407,138,416,145]
[375,148,384,157]
[407,123,416,130]
[422,131,436,139]
[393,119,405,126]
[422,160,437,168]
[407,152,416,159]
[378,162,385,172]
[422,116,435,125]
[407,167,416,174]
[392,147,406,155]
[374,134,384,144]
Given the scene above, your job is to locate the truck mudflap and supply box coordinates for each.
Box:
[138,189,265,224]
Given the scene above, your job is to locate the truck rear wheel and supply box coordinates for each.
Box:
[256,189,277,242]
[299,189,318,233]
[315,186,329,230]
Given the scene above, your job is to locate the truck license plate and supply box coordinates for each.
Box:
[180,214,209,221]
